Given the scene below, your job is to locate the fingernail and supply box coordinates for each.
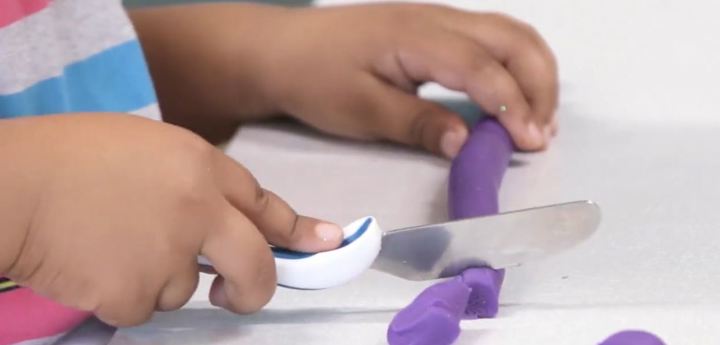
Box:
[315,223,343,242]
[527,123,545,147]
[440,128,467,159]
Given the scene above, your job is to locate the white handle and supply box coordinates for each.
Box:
[197,216,382,290]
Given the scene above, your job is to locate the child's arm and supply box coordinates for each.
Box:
[128,3,558,157]
[0,114,342,326]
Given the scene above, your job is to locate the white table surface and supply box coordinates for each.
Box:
[112,0,720,344]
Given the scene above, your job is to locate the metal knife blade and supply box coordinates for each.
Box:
[371,200,601,281]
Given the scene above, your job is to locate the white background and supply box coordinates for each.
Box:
[113,0,720,344]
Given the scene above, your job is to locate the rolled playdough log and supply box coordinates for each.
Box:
[388,118,513,345]
[450,118,512,320]
[448,118,513,219]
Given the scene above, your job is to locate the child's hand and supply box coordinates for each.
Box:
[0,115,343,326]
[264,4,558,157]
[132,3,558,158]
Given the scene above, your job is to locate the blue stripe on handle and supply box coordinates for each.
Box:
[272,217,373,260]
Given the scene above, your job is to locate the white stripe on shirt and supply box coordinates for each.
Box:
[129,102,162,121]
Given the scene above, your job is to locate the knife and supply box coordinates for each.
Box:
[198,200,601,290]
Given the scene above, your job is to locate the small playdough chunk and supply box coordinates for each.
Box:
[387,277,471,345]
[387,268,506,345]
[599,330,665,345]
[460,268,505,319]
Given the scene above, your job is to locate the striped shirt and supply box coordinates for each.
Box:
[0,0,160,119]
[1,0,161,344]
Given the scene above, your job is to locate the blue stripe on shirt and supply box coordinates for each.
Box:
[0,39,157,118]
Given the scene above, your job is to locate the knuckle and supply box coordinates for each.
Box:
[272,212,302,246]
[356,108,391,140]
[515,36,551,67]
[507,20,555,65]
[484,12,548,52]
[386,3,454,27]
[228,256,276,314]
[247,267,276,313]
[251,184,271,215]
[238,292,271,314]
[517,21,543,42]
[439,36,488,72]
[363,107,386,127]
[163,140,215,205]
[413,3,456,14]
[473,61,505,85]
[171,129,215,162]
[93,277,161,326]
[492,74,517,96]
[97,298,153,327]
[173,179,209,211]
[483,11,517,26]
[408,106,436,146]
[158,272,198,311]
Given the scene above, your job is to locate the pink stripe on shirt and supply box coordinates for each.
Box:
[0,0,50,28]
[0,287,91,345]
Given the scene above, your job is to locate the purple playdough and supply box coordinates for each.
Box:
[449,118,512,319]
[386,269,507,345]
[387,118,513,345]
[448,118,513,219]
[460,267,505,319]
[599,330,666,345]
[386,277,470,345]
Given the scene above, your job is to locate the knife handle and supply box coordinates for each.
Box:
[197,216,382,290]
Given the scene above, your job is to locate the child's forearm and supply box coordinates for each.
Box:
[128,4,289,141]
[0,119,45,275]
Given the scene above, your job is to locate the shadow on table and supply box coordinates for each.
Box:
[111,307,397,345]
[158,307,398,325]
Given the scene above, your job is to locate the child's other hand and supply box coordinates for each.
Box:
[260,4,558,157]
[0,115,342,326]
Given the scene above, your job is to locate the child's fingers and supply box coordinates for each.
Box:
[395,33,546,150]
[451,11,559,133]
[211,150,343,252]
[350,75,468,158]
[94,278,159,326]
[200,204,276,314]
[155,257,200,312]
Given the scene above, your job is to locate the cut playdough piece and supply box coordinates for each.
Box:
[599,330,666,345]
[387,277,470,345]
[388,118,513,345]
[387,268,507,345]
[461,268,505,319]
